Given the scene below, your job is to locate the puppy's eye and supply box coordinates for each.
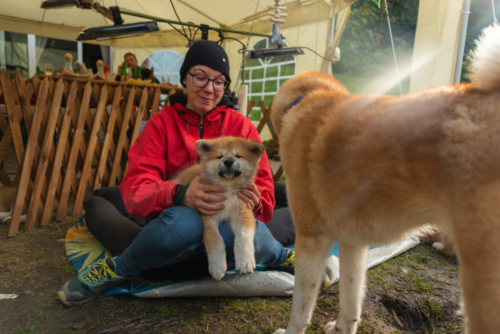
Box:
[235,155,242,158]
[217,155,224,159]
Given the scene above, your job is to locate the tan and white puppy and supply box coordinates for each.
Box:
[272,24,500,334]
[172,136,265,280]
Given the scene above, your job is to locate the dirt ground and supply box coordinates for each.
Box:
[0,212,463,334]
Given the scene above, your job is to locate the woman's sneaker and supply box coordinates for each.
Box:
[58,258,124,307]
[275,248,334,291]
[275,248,295,274]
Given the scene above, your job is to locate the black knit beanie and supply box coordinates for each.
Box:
[180,40,231,87]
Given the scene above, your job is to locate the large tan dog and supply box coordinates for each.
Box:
[172,136,265,280]
[272,25,500,334]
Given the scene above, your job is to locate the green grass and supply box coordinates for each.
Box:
[405,271,436,294]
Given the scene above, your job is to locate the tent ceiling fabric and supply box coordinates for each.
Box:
[1,0,291,33]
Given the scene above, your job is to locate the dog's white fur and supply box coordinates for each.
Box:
[272,24,500,334]
[171,136,265,280]
[468,24,500,92]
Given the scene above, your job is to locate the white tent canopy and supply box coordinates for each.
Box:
[0,0,322,44]
[0,0,468,93]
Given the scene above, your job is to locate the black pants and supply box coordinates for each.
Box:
[84,183,295,281]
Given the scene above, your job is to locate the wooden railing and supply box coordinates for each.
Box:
[0,70,184,237]
[246,100,283,183]
[0,70,282,237]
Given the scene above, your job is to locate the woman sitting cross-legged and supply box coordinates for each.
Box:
[57,40,297,307]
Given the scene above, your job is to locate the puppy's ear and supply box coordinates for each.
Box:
[195,139,215,156]
[246,141,265,158]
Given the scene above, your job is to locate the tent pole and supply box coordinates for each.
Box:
[27,34,36,78]
[453,0,471,85]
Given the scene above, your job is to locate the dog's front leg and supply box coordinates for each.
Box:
[274,233,333,334]
[232,205,256,275]
[324,242,368,334]
[202,215,227,280]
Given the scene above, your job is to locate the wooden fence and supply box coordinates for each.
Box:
[0,70,282,237]
[0,70,184,237]
[246,100,283,183]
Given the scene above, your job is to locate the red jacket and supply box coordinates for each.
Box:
[119,101,275,223]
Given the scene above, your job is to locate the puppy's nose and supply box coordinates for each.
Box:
[224,159,234,167]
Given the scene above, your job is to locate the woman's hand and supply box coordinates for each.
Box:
[238,183,261,211]
[183,175,226,215]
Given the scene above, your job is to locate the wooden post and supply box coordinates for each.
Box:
[123,87,148,176]
[256,101,272,134]
[93,85,121,190]
[24,78,64,230]
[8,78,49,237]
[246,100,256,118]
[55,82,92,221]
[40,81,79,226]
[72,85,109,214]
[150,87,162,117]
[108,87,135,187]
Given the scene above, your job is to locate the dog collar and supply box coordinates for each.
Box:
[285,95,307,114]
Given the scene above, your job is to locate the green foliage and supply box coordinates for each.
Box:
[332,0,417,79]
[460,0,500,82]
[332,0,498,85]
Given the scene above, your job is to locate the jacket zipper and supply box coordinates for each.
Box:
[199,117,204,139]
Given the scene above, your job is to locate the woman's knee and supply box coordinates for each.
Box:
[145,206,205,248]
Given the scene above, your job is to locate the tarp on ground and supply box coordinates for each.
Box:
[65,216,419,298]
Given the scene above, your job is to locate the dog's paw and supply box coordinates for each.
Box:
[272,329,287,334]
[432,242,444,251]
[324,321,337,334]
[209,260,227,280]
[1,216,11,224]
[236,257,256,275]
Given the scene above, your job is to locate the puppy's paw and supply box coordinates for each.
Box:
[324,321,337,334]
[432,242,444,252]
[236,257,256,275]
[272,329,287,334]
[1,216,11,224]
[209,260,227,280]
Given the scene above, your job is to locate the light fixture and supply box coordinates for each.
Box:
[77,21,159,41]
[40,0,78,9]
[249,47,304,59]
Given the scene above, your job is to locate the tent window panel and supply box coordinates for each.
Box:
[250,81,263,93]
[264,95,274,107]
[242,37,297,121]
[37,37,77,74]
[1,31,29,80]
[264,79,277,92]
[246,59,261,67]
[251,68,264,80]
[253,39,268,50]
[266,66,279,78]
[141,50,184,85]
[279,78,289,86]
[248,109,262,121]
[281,64,295,76]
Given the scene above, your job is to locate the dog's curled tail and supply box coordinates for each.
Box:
[468,24,500,92]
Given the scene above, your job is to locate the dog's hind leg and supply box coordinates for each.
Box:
[324,242,368,334]
[452,184,500,334]
[274,232,333,334]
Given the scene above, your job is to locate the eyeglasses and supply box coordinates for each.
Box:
[188,72,228,92]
